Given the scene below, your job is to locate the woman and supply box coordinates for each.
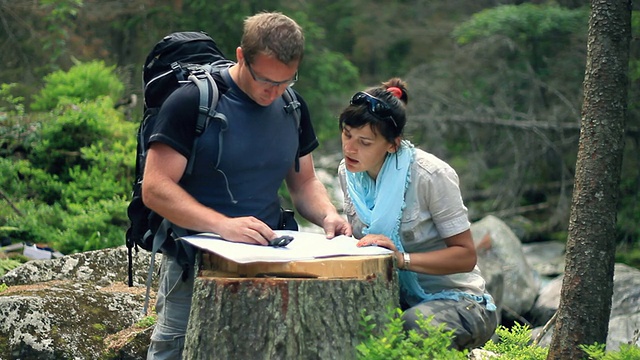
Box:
[337,78,497,350]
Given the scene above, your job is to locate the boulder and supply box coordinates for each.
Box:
[0,246,158,359]
[521,241,566,279]
[531,263,640,351]
[471,215,540,320]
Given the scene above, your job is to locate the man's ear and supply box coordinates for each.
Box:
[235,47,244,63]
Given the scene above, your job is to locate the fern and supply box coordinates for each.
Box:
[356,308,467,360]
[482,323,548,360]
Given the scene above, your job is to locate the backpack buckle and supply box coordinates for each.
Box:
[188,66,207,78]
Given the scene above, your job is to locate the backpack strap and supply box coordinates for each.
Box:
[185,68,228,175]
[282,87,302,172]
[141,218,195,315]
[141,219,170,315]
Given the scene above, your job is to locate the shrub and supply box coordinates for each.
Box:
[581,341,640,360]
[356,308,468,360]
[1,60,136,255]
[0,158,63,205]
[47,198,129,254]
[30,98,122,178]
[0,83,40,158]
[3,201,67,245]
[0,259,22,277]
[30,60,124,111]
[482,323,548,360]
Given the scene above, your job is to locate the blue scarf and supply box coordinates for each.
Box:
[346,140,427,305]
[346,141,496,311]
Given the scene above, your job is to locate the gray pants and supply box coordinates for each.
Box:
[147,254,195,360]
[402,297,498,350]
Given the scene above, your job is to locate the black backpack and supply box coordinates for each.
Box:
[125,31,301,312]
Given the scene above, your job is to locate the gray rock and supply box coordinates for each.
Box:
[531,263,640,351]
[0,246,158,359]
[522,241,565,278]
[471,215,540,320]
[529,275,562,327]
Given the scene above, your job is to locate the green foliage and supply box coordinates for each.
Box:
[3,201,66,246]
[0,283,8,293]
[291,11,360,144]
[53,198,129,254]
[92,323,106,331]
[615,247,640,270]
[30,98,125,179]
[0,61,136,255]
[31,60,124,111]
[0,84,40,158]
[4,198,128,255]
[453,4,587,46]
[136,315,157,328]
[39,0,84,64]
[0,158,64,205]
[630,11,640,83]
[453,3,588,80]
[482,323,548,360]
[0,259,22,277]
[356,308,467,360]
[581,341,640,360]
[61,140,135,205]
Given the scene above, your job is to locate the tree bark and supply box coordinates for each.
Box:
[183,255,398,360]
[547,1,631,359]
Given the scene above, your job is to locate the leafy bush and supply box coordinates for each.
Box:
[3,201,67,245]
[136,315,157,328]
[53,198,129,254]
[0,158,64,205]
[356,308,467,360]
[482,323,548,359]
[0,259,22,277]
[581,341,640,360]
[0,84,41,158]
[30,98,125,178]
[453,4,587,47]
[30,60,124,111]
[61,140,135,205]
[0,60,136,255]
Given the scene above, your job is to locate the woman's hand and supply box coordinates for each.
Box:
[356,234,398,251]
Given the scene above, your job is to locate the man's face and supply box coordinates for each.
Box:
[238,50,299,106]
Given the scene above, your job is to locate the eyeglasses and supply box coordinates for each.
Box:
[350,91,398,128]
[246,61,298,88]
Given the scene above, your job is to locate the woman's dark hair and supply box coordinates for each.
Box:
[339,77,409,145]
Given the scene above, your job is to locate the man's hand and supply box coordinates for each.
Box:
[216,216,277,246]
[321,213,352,239]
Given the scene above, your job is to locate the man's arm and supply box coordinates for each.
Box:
[142,142,275,244]
[285,154,351,238]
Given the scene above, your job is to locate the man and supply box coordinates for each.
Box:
[143,12,351,358]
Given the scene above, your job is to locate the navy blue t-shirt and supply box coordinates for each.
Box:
[149,68,319,229]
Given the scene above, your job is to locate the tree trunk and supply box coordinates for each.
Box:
[547,1,631,359]
[183,254,398,360]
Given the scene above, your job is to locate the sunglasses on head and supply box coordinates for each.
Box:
[350,91,398,128]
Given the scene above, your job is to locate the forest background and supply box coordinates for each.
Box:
[0,0,638,269]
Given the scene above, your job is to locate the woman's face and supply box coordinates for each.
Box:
[341,124,397,180]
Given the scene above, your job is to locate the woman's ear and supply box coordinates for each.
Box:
[388,137,402,153]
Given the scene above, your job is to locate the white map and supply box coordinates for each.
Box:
[180,230,392,264]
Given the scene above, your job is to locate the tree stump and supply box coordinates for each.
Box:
[183,252,399,360]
